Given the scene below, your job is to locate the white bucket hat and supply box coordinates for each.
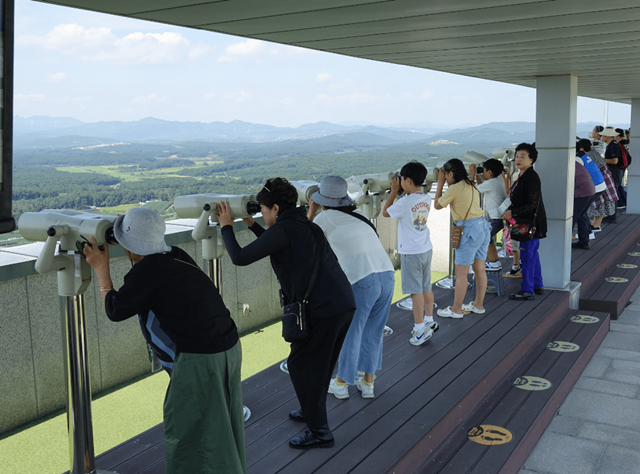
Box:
[599,127,618,137]
[311,176,355,207]
[114,207,171,256]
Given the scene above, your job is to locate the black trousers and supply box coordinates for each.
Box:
[573,195,595,244]
[288,309,354,430]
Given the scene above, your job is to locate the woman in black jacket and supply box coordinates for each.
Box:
[502,143,547,300]
[216,177,356,449]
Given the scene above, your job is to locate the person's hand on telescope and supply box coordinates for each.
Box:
[242,217,255,227]
[390,176,401,194]
[83,236,110,271]
[214,201,235,227]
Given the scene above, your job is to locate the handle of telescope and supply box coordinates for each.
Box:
[35,226,69,274]
[192,208,214,241]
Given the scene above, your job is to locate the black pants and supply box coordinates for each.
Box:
[573,195,595,244]
[288,309,354,430]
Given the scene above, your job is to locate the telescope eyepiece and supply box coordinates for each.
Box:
[203,203,212,212]
[104,227,117,245]
[47,227,57,237]
[246,201,261,215]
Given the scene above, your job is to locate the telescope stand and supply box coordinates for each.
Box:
[61,291,117,474]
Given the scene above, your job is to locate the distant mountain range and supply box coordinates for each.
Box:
[13,116,630,149]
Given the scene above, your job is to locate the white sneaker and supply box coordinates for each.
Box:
[424,318,439,333]
[409,327,433,346]
[356,378,375,398]
[383,325,393,336]
[589,232,596,240]
[328,378,349,399]
[485,260,502,271]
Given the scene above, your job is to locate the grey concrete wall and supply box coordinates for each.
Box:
[0,216,404,434]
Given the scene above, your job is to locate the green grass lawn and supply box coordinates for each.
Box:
[0,269,446,474]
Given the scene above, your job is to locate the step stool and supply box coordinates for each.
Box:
[472,268,505,296]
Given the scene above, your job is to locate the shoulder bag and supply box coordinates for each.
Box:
[281,224,321,343]
[509,194,541,242]
[451,185,475,249]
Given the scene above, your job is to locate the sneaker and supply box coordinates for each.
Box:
[355,378,375,398]
[534,287,544,295]
[591,226,602,233]
[589,232,596,240]
[485,260,502,271]
[383,326,393,336]
[508,263,522,275]
[437,306,464,319]
[572,241,590,250]
[243,406,251,422]
[424,318,439,333]
[328,378,349,399]
[410,327,433,346]
[509,290,535,300]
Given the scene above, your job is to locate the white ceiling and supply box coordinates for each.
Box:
[34,0,640,103]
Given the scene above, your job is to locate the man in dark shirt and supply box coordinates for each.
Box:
[600,127,623,221]
[84,207,246,474]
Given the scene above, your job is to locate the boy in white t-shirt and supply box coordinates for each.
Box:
[382,161,436,346]
[470,159,508,270]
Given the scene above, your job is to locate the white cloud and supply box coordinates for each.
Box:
[43,72,69,83]
[315,73,334,83]
[218,38,280,63]
[420,88,434,100]
[17,23,201,65]
[131,93,167,104]
[15,93,47,101]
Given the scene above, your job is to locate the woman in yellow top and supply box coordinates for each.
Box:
[434,158,491,318]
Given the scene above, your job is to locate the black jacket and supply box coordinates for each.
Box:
[222,206,356,319]
[105,247,238,354]
[510,167,547,239]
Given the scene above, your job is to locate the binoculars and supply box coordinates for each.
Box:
[174,193,260,223]
[19,210,118,252]
[290,180,320,206]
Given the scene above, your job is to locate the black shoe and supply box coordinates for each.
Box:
[289,426,335,449]
[289,410,305,423]
[534,288,544,295]
[602,216,617,223]
[572,241,590,250]
[509,290,535,301]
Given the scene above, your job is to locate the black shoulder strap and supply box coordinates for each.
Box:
[335,208,378,236]
[303,223,323,303]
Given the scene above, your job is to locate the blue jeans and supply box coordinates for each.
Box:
[337,271,395,384]
[454,216,491,266]
[520,239,543,293]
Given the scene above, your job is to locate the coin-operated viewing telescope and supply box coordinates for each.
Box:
[174,193,259,224]
[19,210,117,293]
[290,180,319,206]
[18,209,119,474]
[493,148,516,176]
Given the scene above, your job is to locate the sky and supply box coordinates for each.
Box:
[14,0,632,128]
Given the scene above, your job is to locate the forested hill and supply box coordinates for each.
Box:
[9,117,630,226]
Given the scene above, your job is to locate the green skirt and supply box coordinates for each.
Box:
[164,341,246,474]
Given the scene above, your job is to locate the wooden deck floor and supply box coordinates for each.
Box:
[89,211,640,474]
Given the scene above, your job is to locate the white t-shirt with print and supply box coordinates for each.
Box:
[476,177,508,219]
[386,193,433,255]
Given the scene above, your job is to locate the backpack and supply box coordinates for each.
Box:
[617,142,632,170]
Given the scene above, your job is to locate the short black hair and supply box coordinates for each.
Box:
[615,128,625,137]
[482,158,504,177]
[400,160,427,186]
[515,143,538,163]
[576,139,592,152]
[256,177,298,213]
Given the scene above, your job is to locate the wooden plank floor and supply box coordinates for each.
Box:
[94,272,568,474]
[91,212,640,474]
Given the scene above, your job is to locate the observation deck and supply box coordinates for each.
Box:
[63,210,640,474]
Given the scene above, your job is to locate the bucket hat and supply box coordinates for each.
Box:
[311,176,354,207]
[114,207,171,256]
[599,127,618,137]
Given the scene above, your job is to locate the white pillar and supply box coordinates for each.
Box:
[535,75,578,290]
[627,98,640,214]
